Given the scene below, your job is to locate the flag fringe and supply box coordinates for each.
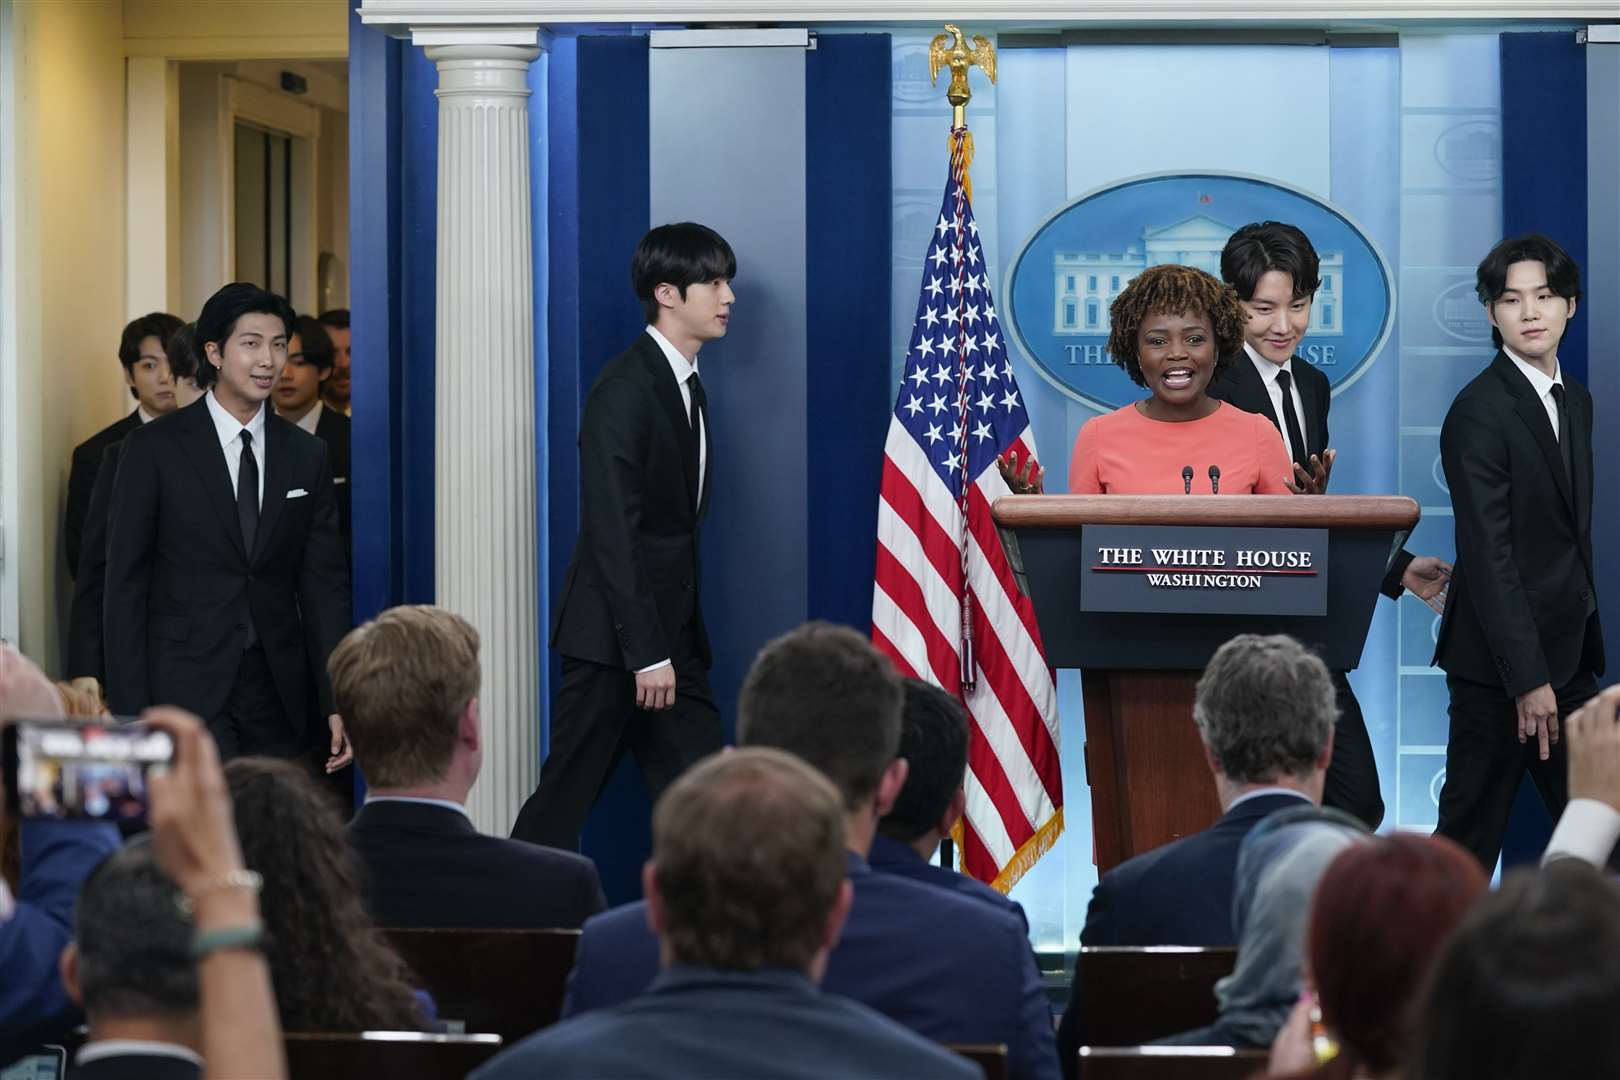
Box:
[989,807,1065,895]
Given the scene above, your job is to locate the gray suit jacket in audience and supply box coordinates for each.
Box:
[470,965,981,1080]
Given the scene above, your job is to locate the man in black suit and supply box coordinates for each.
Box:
[104,283,353,772]
[1433,233,1604,871]
[60,842,202,1080]
[871,678,1029,932]
[1055,633,1336,1077]
[66,324,206,697]
[511,223,733,849]
[273,314,351,559]
[1208,221,1453,829]
[65,312,184,577]
[332,604,607,928]
[317,308,351,417]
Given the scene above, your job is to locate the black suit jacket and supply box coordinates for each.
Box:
[1208,351,1412,598]
[551,332,711,670]
[103,397,351,736]
[313,405,352,561]
[1433,351,1604,695]
[65,442,124,680]
[347,800,606,929]
[69,1050,201,1080]
[64,411,141,578]
[1055,793,1310,1074]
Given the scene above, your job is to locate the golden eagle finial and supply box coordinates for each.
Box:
[928,24,996,127]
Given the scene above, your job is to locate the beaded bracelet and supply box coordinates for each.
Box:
[177,869,263,915]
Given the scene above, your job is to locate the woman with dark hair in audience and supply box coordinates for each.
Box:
[1264,834,1486,1080]
[225,757,427,1033]
[1408,860,1620,1080]
[1000,263,1292,496]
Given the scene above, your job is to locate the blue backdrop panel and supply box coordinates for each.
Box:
[1500,32,1587,385]
[549,34,654,905]
[1499,30,1590,868]
[806,35,893,632]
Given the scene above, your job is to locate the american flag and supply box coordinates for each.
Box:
[872,131,1063,891]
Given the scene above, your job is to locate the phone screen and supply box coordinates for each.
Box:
[3,720,173,824]
[0,1046,65,1080]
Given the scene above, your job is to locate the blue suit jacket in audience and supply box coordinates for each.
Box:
[0,821,120,1042]
[1054,791,1311,1078]
[867,833,1030,934]
[565,851,1059,1080]
[346,798,606,929]
[474,966,981,1080]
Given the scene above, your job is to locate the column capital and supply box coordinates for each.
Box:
[357,2,544,50]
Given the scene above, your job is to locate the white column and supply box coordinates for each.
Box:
[426,43,541,836]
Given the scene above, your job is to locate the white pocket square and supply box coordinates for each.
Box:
[287,488,309,499]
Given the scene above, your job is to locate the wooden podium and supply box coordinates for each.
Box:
[991,494,1419,874]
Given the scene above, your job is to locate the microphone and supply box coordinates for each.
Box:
[1208,465,1221,495]
[1182,465,1194,495]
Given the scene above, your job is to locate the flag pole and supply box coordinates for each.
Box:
[929,24,996,696]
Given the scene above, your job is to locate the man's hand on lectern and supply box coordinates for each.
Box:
[1402,556,1452,615]
[997,449,1045,495]
[1283,448,1336,495]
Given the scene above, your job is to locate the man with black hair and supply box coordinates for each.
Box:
[512,223,734,849]
[65,313,185,576]
[1433,233,1604,871]
[1208,221,1452,829]
[59,842,201,1080]
[872,678,1028,929]
[316,309,351,416]
[563,623,1060,1080]
[105,283,352,773]
[274,315,351,558]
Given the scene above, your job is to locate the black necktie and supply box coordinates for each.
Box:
[1551,383,1574,481]
[238,428,259,555]
[687,372,707,502]
[1274,368,1310,473]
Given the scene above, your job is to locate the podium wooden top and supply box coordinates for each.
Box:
[991,494,1420,531]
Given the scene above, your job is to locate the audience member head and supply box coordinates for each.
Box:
[877,679,969,859]
[736,622,906,852]
[1278,835,1487,1080]
[60,840,198,1049]
[329,605,481,801]
[1221,221,1322,366]
[646,747,851,982]
[1476,233,1580,354]
[1105,264,1245,400]
[273,315,335,422]
[118,312,185,414]
[165,322,204,408]
[194,283,295,417]
[224,757,424,1032]
[1193,633,1335,807]
[316,309,351,409]
[1412,860,1620,1080]
[630,222,736,349]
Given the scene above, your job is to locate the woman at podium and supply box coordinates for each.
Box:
[1002,264,1293,496]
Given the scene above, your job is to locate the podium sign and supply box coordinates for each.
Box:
[1081,525,1329,616]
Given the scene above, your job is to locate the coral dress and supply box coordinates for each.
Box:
[1067,401,1293,495]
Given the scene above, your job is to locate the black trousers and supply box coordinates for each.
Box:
[510,622,723,850]
[1436,671,1599,872]
[209,645,304,761]
[1322,670,1385,830]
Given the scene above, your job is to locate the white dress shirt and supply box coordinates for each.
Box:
[1544,797,1620,867]
[645,325,707,496]
[137,405,159,424]
[1503,346,1564,440]
[1243,343,1309,464]
[76,1040,204,1068]
[364,794,474,822]
[1225,786,1313,813]
[205,391,267,508]
[291,398,324,435]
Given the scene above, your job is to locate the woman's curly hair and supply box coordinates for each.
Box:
[1106,264,1248,388]
[225,757,427,1033]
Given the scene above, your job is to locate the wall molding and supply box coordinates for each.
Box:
[358,0,1620,29]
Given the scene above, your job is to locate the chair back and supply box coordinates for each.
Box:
[385,927,580,1041]
[1078,1046,1267,1080]
[947,1042,1009,1080]
[283,1031,503,1079]
[1076,946,1236,1045]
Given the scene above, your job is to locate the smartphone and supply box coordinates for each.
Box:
[0,1046,65,1080]
[2,719,173,824]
